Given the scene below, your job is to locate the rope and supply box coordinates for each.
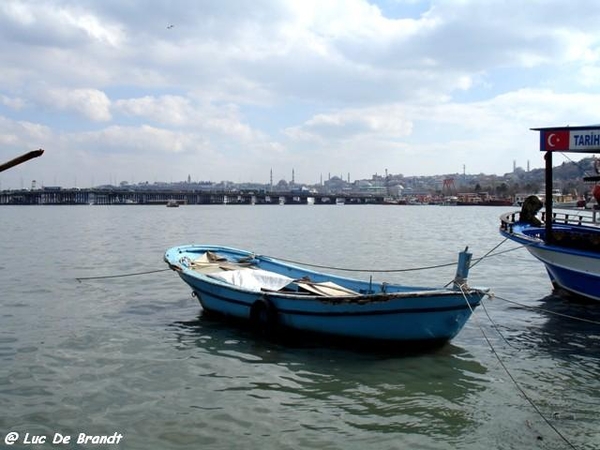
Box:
[76,268,171,282]
[271,240,521,274]
[559,152,593,178]
[493,294,600,326]
[479,298,521,350]
[469,237,509,269]
[457,285,578,449]
[272,256,457,273]
[75,238,519,282]
[72,238,519,284]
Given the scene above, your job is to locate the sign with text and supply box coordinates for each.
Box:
[538,127,600,152]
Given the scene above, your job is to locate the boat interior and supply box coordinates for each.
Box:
[176,249,439,297]
[183,250,363,297]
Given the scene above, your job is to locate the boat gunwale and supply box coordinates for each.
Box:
[500,209,600,256]
[174,261,484,302]
[186,283,483,316]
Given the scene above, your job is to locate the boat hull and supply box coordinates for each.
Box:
[165,245,486,344]
[500,214,600,302]
[522,244,600,301]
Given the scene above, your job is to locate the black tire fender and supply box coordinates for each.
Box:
[249,297,278,334]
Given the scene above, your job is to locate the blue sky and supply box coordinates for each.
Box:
[2,0,600,189]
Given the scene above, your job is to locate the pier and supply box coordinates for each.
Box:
[0,187,389,206]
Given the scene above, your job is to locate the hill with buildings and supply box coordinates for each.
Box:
[107,156,596,204]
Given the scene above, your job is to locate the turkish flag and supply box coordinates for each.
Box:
[543,130,570,151]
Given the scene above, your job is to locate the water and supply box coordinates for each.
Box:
[1,205,599,449]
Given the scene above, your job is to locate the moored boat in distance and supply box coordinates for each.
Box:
[500,124,600,302]
[166,199,180,207]
[164,244,488,348]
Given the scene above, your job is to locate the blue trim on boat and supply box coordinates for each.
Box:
[191,286,476,316]
[544,263,600,301]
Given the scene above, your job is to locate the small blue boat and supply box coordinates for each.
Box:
[164,244,487,346]
[500,125,600,303]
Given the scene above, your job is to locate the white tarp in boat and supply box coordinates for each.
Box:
[208,269,294,292]
[295,280,358,297]
[190,252,253,273]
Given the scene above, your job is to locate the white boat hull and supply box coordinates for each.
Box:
[500,210,600,302]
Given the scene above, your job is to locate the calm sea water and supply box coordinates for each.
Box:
[1,205,599,449]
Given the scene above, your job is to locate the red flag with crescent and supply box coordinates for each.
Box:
[543,130,570,151]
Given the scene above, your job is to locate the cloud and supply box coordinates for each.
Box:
[114,95,265,144]
[1,94,26,110]
[285,106,413,142]
[114,96,194,126]
[38,88,112,122]
[0,1,124,47]
[0,115,52,146]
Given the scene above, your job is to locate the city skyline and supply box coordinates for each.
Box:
[0,158,541,191]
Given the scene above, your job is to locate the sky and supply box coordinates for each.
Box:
[2,0,600,189]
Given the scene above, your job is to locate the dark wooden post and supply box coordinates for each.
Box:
[0,149,44,173]
[545,150,553,243]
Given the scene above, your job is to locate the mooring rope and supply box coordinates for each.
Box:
[273,256,458,273]
[468,237,509,269]
[75,239,522,282]
[493,294,600,326]
[559,151,594,178]
[478,299,522,350]
[76,268,171,282]
[457,285,578,449]
[272,240,522,273]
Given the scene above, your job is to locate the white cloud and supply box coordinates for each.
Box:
[286,106,413,142]
[0,116,52,145]
[39,88,112,122]
[115,96,194,126]
[1,94,26,110]
[114,95,264,144]
[0,0,124,47]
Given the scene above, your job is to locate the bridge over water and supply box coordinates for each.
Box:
[0,188,390,206]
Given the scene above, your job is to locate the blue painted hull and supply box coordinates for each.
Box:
[165,245,486,343]
[500,216,600,302]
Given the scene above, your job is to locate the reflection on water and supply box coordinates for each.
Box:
[537,295,600,358]
[494,293,600,358]
[170,311,490,442]
[474,293,600,449]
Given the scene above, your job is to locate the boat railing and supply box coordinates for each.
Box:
[500,208,600,233]
[543,209,600,226]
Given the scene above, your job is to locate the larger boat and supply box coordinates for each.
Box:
[500,125,600,302]
[164,244,488,347]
